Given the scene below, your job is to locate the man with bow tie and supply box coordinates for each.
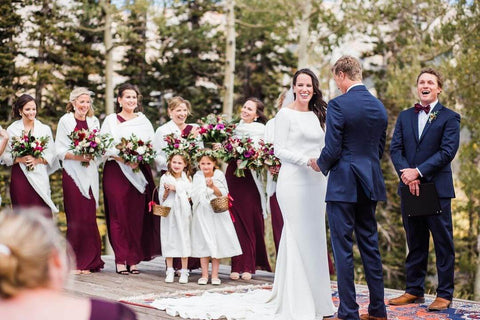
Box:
[390,68,460,311]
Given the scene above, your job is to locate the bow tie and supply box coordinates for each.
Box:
[414,103,430,114]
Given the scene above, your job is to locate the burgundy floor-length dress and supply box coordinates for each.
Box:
[269,193,284,256]
[62,119,104,272]
[226,161,271,274]
[10,164,52,218]
[103,115,151,266]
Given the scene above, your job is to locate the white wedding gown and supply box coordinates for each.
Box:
[151,108,335,319]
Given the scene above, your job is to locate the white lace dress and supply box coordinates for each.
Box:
[151,107,335,320]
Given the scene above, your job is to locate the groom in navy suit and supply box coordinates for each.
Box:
[389,68,460,311]
[311,56,388,320]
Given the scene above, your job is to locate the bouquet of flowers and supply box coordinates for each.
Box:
[162,133,199,157]
[116,134,156,172]
[258,140,281,181]
[220,136,262,177]
[198,114,236,146]
[68,128,113,166]
[10,130,49,171]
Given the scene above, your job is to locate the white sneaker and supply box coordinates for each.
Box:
[165,269,174,283]
[211,278,221,285]
[197,277,208,285]
[179,270,189,284]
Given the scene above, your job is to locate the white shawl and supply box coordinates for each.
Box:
[153,120,201,172]
[191,169,229,211]
[4,119,59,213]
[100,113,154,193]
[233,120,267,218]
[158,171,192,208]
[55,113,101,206]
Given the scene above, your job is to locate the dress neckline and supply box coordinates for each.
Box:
[284,107,312,113]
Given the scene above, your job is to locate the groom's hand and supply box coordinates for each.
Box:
[400,168,420,185]
[408,179,420,196]
[308,158,321,172]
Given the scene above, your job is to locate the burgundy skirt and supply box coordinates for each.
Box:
[103,161,146,265]
[269,193,284,256]
[140,163,162,261]
[226,162,271,273]
[10,164,52,218]
[63,169,104,271]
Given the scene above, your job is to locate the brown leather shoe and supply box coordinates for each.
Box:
[360,314,387,320]
[427,297,451,311]
[388,292,425,305]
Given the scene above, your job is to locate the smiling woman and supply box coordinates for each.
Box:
[54,87,104,275]
[2,94,59,217]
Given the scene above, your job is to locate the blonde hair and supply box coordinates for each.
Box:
[168,96,192,115]
[0,209,70,299]
[332,55,363,81]
[66,87,94,117]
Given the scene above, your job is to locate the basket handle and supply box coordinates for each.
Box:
[148,186,159,213]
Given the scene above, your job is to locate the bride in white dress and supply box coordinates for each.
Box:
[152,69,335,320]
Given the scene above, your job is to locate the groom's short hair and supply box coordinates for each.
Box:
[332,56,362,81]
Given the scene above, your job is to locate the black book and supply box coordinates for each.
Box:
[400,182,442,217]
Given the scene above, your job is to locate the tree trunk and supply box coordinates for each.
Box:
[222,0,235,120]
[296,0,312,68]
[475,232,480,300]
[102,0,114,115]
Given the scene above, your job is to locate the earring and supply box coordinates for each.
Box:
[119,103,122,108]
[254,117,258,121]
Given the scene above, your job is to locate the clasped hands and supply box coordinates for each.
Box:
[20,155,45,169]
[400,168,420,196]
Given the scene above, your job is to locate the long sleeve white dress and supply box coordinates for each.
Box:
[151,107,335,320]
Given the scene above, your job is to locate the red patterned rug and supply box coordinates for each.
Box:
[120,283,480,319]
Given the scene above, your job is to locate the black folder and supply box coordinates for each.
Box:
[400,183,442,217]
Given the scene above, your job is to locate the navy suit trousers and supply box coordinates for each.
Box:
[401,198,454,300]
[327,184,386,320]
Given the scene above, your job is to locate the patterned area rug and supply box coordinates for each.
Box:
[120,283,480,319]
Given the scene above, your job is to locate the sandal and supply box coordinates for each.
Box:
[127,265,140,274]
[116,264,129,275]
[241,272,252,280]
[230,272,240,280]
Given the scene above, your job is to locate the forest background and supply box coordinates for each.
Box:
[0,0,478,301]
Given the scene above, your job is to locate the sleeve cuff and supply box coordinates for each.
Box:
[416,167,423,177]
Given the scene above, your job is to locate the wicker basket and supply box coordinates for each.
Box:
[210,196,229,213]
[150,186,171,217]
[153,204,171,217]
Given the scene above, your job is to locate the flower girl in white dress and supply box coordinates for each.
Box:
[158,153,193,284]
[191,150,242,285]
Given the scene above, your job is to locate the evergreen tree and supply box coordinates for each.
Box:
[0,0,25,122]
[151,0,225,124]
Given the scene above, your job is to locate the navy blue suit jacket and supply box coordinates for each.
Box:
[390,102,460,198]
[317,85,388,202]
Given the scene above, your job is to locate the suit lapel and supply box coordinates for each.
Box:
[410,110,420,144]
[419,103,443,143]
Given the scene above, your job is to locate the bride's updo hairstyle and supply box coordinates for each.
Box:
[292,68,327,129]
[0,209,70,299]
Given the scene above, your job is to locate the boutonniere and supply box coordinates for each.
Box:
[428,111,438,123]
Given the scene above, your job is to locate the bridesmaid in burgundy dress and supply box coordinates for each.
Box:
[55,87,104,274]
[0,209,137,320]
[226,98,272,280]
[4,94,59,217]
[153,96,201,272]
[101,83,159,275]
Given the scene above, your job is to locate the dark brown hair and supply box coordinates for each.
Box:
[245,97,268,124]
[292,69,327,129]
[12,94,36,119]
[115,83,143,113]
